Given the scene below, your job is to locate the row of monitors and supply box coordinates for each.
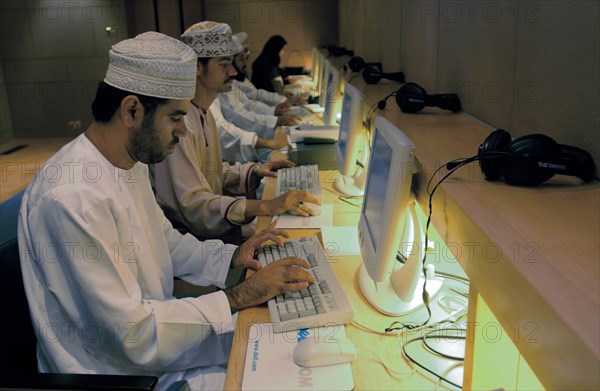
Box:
[302,48,439,317]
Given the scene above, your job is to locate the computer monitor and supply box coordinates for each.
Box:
[322,66,344,126]
[317,59,331,107]
[357,116,443,316]
[334,83,369,196]
[310,47,319,79]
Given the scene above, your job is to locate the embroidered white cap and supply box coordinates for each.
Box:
[233,31,249,50]
[104,31,197,99]
[181,21,235,57]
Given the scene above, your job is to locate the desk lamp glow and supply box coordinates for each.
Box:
[357,116,443,316]
[334,83,369,196]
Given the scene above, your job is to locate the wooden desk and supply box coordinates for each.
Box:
[224,170,469,390]
[355,80,599,389]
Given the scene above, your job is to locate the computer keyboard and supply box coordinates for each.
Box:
[290,105,313,118]
[275,164,323,201]
[257,235,355,333]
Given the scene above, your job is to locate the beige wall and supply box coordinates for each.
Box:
[0,51,14,144]
[340,0,600,172]
[205,0,339,74]
[0,0,128,140]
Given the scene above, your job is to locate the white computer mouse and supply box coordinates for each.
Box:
[292,337,357,367]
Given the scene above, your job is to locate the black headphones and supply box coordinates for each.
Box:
[344,56,381,73]
[474,129,596,186]
[362,65,405,84]
[395,82,461,113]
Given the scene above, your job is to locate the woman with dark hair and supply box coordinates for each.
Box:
[251,34,287,93]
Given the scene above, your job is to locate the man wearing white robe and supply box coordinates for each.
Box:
[18,31,314,391]
[151,22,321,245]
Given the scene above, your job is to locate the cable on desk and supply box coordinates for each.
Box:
[401,335,463,389]
[337,196,362,208]
[435,361,465,391]
[357,348,415,378]
[422,328,467,360]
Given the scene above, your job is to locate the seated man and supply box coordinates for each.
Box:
[232,31,308,107]
[18,31,314,390]
[151,22,320,245]
[209,96,289,162]
[218,35,304,143]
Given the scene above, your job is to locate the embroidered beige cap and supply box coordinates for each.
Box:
[104,31,196,99]
[181,21,235,57]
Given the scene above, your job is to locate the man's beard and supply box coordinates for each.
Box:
[130,113,177,165]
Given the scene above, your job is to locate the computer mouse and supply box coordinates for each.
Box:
[293,336,357,367]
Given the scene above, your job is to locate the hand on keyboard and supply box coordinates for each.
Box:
[277,112,303,126]
[231,220,290,271]
[223,257,315,312]
[254,159,295,179]
[274,190,321,217]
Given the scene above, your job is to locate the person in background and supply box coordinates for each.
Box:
[211,34,291,163]
[18,31,314,390]
[251,34,289,93]
[151,22,320,246]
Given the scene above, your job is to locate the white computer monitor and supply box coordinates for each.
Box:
[357,116,443,316]
[310,47,319,79]
[317,59,331,107]
[322,66,344,126]
[334,83,369,196]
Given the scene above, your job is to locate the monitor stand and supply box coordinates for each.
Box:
[334,175,364,197]
[358,201,443,316]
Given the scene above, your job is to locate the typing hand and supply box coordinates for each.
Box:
[275,101,292,115]
[256,159,295,178]
[288,95,308,106]
[277,112,303,126]
[224,256,315,312]
[231,221,289,271]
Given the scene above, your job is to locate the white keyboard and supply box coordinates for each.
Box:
[275,164,323,201]
[290,105,313,118]
[257,236,355,333]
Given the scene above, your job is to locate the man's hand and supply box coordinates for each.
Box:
[230,221,289,270]
[224,256,315,312]
[274,101,291,115]
[262,132,290,150]
[288,95,308,106]
[276,112,303,126]
[271,190,321,217]
[255,159,295,178]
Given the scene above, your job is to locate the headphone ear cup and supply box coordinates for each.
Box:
[348,56,365,72]
[479,129,511,181]
[395,82,427,113]
[362,65,382,84]
[500,134,559,185]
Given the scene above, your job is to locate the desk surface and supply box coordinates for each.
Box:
[357,80,599,389]
[224,171,468,390]
[226,79,599,389]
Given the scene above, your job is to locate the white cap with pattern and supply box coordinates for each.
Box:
[181,21,234,57]
[104,31,197,99]
[233,31,249,50]
[232,34,244,55]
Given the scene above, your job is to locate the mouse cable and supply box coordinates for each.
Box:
[401,335,463,389]
[422,328,467,361]
[356,348,415,377]
[435,361,465,391]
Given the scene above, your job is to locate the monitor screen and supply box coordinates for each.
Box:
[362,129,393,253]
[357,116,442,316]
[318,60,331,107]
[334,83,367,197]
[322,67,342,126]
